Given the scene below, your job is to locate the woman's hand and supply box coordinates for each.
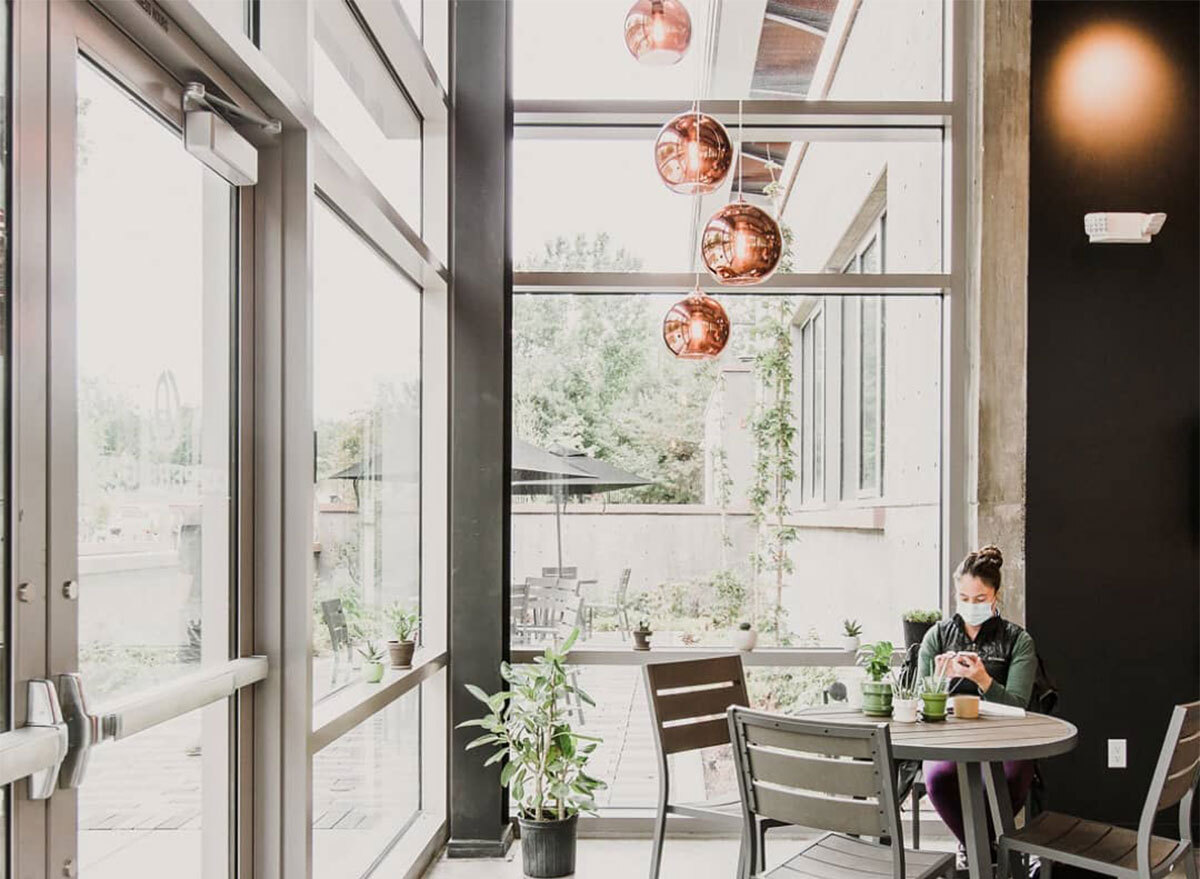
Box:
[953,653,993,692]
[933,652,959,678]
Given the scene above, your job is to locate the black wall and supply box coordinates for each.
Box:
[1027,0,1200,860]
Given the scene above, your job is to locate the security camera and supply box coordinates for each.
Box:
[1083,212,1167,244]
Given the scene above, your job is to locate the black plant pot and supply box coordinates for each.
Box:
[518,813,578,878]
[903,619,935,650]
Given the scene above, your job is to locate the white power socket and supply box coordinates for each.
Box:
[1108,738,1128,769]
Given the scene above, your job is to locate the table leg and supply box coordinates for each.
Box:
[956,762,993,879]
[982,762,1023,879]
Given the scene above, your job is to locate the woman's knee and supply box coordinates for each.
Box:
[922,761,959,796]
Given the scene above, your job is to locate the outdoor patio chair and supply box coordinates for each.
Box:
[644,655,780,879]
[588,568,632,640]
[728,706,955,879]
[511,578,588,723]
[541,566,578,579]
[997,700,1200,879]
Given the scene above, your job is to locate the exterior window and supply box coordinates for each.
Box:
[843,215,886,498]
[799,308,825,503]
[859,295,884,497]
[312,199,422,704]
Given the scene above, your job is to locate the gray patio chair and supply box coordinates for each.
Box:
[997,700,1199,879]
[512,578,587,723]
[644,655,780,879]
[588,568,632,640]
[727,706,955,879]
[541,566,578,579]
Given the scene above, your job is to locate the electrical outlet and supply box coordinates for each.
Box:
[1108,738,1127,769]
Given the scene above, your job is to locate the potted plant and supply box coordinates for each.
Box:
[357,642,385,683]
[856,640,894,717]
[632,620,653,652]
[841,619,863,652]
[902,609,942,649]
[459,629,605,878]
[889,667,920,723]
[732,621,758,652]
[920,671,950,722]
[385,603,420,668]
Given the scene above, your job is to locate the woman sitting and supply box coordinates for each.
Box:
[917,545,1037,868]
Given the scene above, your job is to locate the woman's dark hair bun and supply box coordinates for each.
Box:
[975,545,1003,568]
[955,545,1004,590]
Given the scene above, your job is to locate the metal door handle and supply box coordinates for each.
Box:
[24,679,69,799]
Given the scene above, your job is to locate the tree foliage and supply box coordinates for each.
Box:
[514,234,717,504]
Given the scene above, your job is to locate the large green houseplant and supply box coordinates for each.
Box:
[459,628,605,878]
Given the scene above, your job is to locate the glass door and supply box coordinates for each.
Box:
[0,5,264,877]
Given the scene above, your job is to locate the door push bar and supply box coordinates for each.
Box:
[2,657,268,798]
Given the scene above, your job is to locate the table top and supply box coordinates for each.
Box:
[802,707,1079,762]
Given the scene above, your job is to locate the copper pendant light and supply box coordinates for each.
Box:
[663,286,730,360]
[701,200,783,285]
[654,109,732,194]
[624,0,692,66]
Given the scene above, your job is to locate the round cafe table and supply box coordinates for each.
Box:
[801,707,1078,879]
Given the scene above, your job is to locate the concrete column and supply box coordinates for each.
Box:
[968,0,1031,623]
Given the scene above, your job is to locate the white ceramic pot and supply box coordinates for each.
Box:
[732,628,758,652]
[892,698,919,723]
[841,635,860,652]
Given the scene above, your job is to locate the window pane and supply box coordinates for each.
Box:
[312,201,421,704]
[79,705,230,879]
[76,58,233,706]
[315,7,422,234]
[515,138,941,273]
[813,310,825,500]
[313,690,421,877]
[511,293,938,649]
[859,296,882,495]
[514,0,944,100]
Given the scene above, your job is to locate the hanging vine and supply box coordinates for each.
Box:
[747,165,798,645]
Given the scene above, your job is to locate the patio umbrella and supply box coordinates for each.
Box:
[510,441,652,572]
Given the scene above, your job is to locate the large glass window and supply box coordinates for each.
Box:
[315,2,422,233]
[76,57,234,707]
[511,292,939,657]
[513,0,945,100]
[311,199,422,704]
[313,691,421,877]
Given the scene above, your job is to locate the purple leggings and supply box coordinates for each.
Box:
[922,760,1035,846]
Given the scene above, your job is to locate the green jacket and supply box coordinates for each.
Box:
[917,615,1037,708]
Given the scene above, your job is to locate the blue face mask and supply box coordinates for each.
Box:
[957,601,995,627]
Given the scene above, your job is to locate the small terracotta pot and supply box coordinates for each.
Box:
[387,640,416,668]
[632,630,652,651]
[952,694,980,719]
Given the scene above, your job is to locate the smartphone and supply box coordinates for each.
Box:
[955,651,978,667]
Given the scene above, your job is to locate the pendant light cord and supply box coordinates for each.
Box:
[737,99,744,200]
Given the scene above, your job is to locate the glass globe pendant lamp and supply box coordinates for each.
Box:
[662,286,730,359]
[624,0,692,66]
[654,108,732,194]
[700,199,783,285]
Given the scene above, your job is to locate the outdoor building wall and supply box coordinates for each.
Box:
[824,0,944,101]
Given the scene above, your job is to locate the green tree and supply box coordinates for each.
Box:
[513,234,717,504]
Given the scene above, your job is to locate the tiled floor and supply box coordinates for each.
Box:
[423,837,959,879]
[423,842,1200,879]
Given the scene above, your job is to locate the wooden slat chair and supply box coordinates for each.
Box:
[645,655,778,879]
[727,706,955,879]
[997,701,1200,879]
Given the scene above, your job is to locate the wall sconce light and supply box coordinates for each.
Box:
[1083,212,1167,244]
